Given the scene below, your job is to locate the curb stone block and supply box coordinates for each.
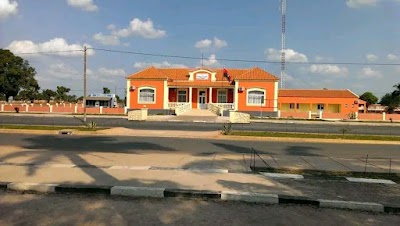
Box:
[279,195,319,206]
[8,183,57,193]
[260,172,304,179]
[164,189,221,199]
[318,199,384,212]
[221,191,279,204]
[111,186,165,198]
[384,205,400,214]
[55,185,112,194]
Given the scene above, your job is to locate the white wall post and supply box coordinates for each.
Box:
[319,110,323,119]
[308,111,312,119]
[25,105,29,112]
[49,105,53,113]
[100,106,103,114]
[383,112,386,121]
[124,106,128,114]
[1,104,4,112]
[234,81,239,111]
[355,111,359,120]
[277,110,281,118]
[74,105,78,113]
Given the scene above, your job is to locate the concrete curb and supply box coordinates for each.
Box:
[1,182,399,213]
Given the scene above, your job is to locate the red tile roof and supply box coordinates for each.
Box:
[168,81,233,87]
[126,67,279,81]
[279,89,359,98]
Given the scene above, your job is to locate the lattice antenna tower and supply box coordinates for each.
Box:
[280,0,286,89]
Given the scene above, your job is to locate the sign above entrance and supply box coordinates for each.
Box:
[196,73,209,80]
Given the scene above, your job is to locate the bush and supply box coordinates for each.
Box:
[222,123,233,135]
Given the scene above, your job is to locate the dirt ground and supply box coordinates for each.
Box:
[0,191,398,226]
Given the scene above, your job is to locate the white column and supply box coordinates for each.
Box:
[383,112,386,121]
[124,106,128,114]
[100,106,103,114]
[126,80,131,109]
[274,81,278,111]
[234,81,239,111]
[49,105,53,113]
[1,104,4,112]
[25,105,29,112]
[308,111,312,119]
[319,110,323,119]
[277,110,281,118]
[209,87,212,103]
[355,111,359,120]
[74,105,78,113]
[163,80,169,109]
[189,87,193,109]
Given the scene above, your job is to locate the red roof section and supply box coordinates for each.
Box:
[279,89,359,98]
[126,67,279,81]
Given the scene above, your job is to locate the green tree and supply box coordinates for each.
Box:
[380,93,400,113]
[393,83,400,97]
[359,91,378,106]
[41,89,57,103]
[103,87,111,94]
[55,86,71,102]
[0,49,40,101]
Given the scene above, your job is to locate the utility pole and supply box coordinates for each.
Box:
[83,46,87,122]
[281,0,286,89]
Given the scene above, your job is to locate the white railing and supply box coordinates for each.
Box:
[215,103,234,110]
[168,102,187,109]
[175,103,191,116]
[207,103,221,115]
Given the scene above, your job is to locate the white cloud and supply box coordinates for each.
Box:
[0,0,18,20]
[67,0,98,12]
[346,0,378,8]
[387,53,399,61]
[307,64,349,76]
[195,39,212,49]
[266,48,308,62]
[133,61,188,69]
[97,67,126,77]
[202,54,219,67]
[7,38,94,56]
[213,37,228,49]
[107,24,116,30]
[112,18,166,39]
[359,67,383,78]
[47,63,80,79]
[195,37,228,50]
[366,54,378,62]
[93,33,120,46]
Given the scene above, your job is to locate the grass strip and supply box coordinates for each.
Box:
[0,124,107,131]
[228,131,400,141]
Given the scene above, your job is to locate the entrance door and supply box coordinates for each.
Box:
[198,90,207,109]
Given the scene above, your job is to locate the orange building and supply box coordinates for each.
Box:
[278,89,366,119]
[126,67,279,116]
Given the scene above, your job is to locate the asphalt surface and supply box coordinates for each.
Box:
[1,133,399,158]
[0,115,400,135]
[1,191,398,226]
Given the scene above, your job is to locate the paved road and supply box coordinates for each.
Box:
[0,115,400,135]
[0,192,398,225]
[1,133,399,158]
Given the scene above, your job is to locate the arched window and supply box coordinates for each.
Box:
[139,88,156,103]
[247,89,265,105]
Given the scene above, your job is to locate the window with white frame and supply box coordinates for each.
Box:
[217,90,227,103]
[247,89,265,105]
[139,88,155,103]
[289,103,299,109]
[317,104,324,110]
[177,90,187,102]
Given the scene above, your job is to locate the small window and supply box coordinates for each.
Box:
[217,90,227,103]
[139,88,155,103]
[317,104,324,110]
[177,90,187,102]
[247,90,265,105]
[290,103,299,109]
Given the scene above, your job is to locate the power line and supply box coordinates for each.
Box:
[89,47,400,66]
[15,50,84,55]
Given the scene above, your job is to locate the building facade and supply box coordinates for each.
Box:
[126,67,279,116]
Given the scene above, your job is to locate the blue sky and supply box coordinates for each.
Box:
[0,0,399,98]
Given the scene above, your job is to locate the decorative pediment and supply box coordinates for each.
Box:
[188,69,217,82]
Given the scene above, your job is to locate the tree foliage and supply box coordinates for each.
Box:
[380,84,400,113]
[0,49,40,101]
[55,86,71,102]
[359,91,378,106]
[103,87,111,94]
[41,89,57,103]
